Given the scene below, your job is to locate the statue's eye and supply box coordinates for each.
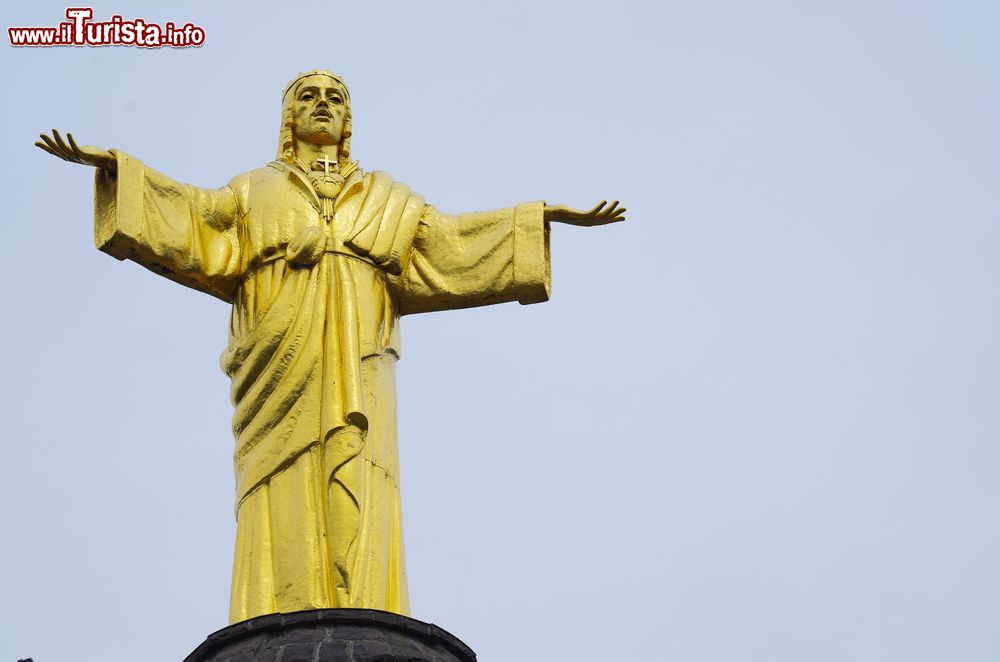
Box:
[300,93,314,101]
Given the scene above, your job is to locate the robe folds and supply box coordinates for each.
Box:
[93,151,551,623]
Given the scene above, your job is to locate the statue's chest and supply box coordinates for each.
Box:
[242,171,353,252]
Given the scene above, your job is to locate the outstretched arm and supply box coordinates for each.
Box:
[398,199,625,315]
[544,200,626,226]
[37,130,243,301]
[36,130,117,173]
[398,202,550,315]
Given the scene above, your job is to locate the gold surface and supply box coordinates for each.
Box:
[36,70,625,623]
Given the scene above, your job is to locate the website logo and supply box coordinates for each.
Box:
[9,7,205,48]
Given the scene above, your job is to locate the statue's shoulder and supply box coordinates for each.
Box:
[229,161,294,192]
[229,161,292,184]
[220,164,281,215]
[256,161,292,182]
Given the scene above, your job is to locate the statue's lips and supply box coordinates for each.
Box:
[312,111,333,121]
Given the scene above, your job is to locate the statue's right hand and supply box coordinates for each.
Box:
[35,130,116,172]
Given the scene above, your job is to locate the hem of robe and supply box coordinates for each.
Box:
[229,354,410,623]
[228,442,411,623]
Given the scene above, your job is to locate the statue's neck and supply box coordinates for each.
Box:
[293,140,340,170]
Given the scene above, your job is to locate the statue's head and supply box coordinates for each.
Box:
[278,70,352,167]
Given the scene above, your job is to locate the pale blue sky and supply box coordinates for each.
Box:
[3,1,999,660]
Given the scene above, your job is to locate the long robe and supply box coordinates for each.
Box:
[93,151,551,622]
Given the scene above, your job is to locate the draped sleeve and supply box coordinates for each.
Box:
[397,201,551,315]
[94,150,244,302]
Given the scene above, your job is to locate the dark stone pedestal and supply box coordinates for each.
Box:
[184,609,476,662]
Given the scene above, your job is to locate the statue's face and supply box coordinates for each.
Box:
[291,75,348,147]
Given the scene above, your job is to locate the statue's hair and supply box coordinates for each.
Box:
[277,70,352,168]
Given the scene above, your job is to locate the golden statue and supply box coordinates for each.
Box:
[36,70,624,624]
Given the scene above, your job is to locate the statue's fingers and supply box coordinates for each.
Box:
[67,132,84,159]
[36,141,76,163]
[35,141,59,157]
[587,200,608,216]
[52,129,70,152]
[39,132,64,156]
[54,130,79,160]
[595,204,626,225]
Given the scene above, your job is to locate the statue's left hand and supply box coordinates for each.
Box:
[544,200,626,227]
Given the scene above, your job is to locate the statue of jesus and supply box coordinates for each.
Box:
[36,69,624,624]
